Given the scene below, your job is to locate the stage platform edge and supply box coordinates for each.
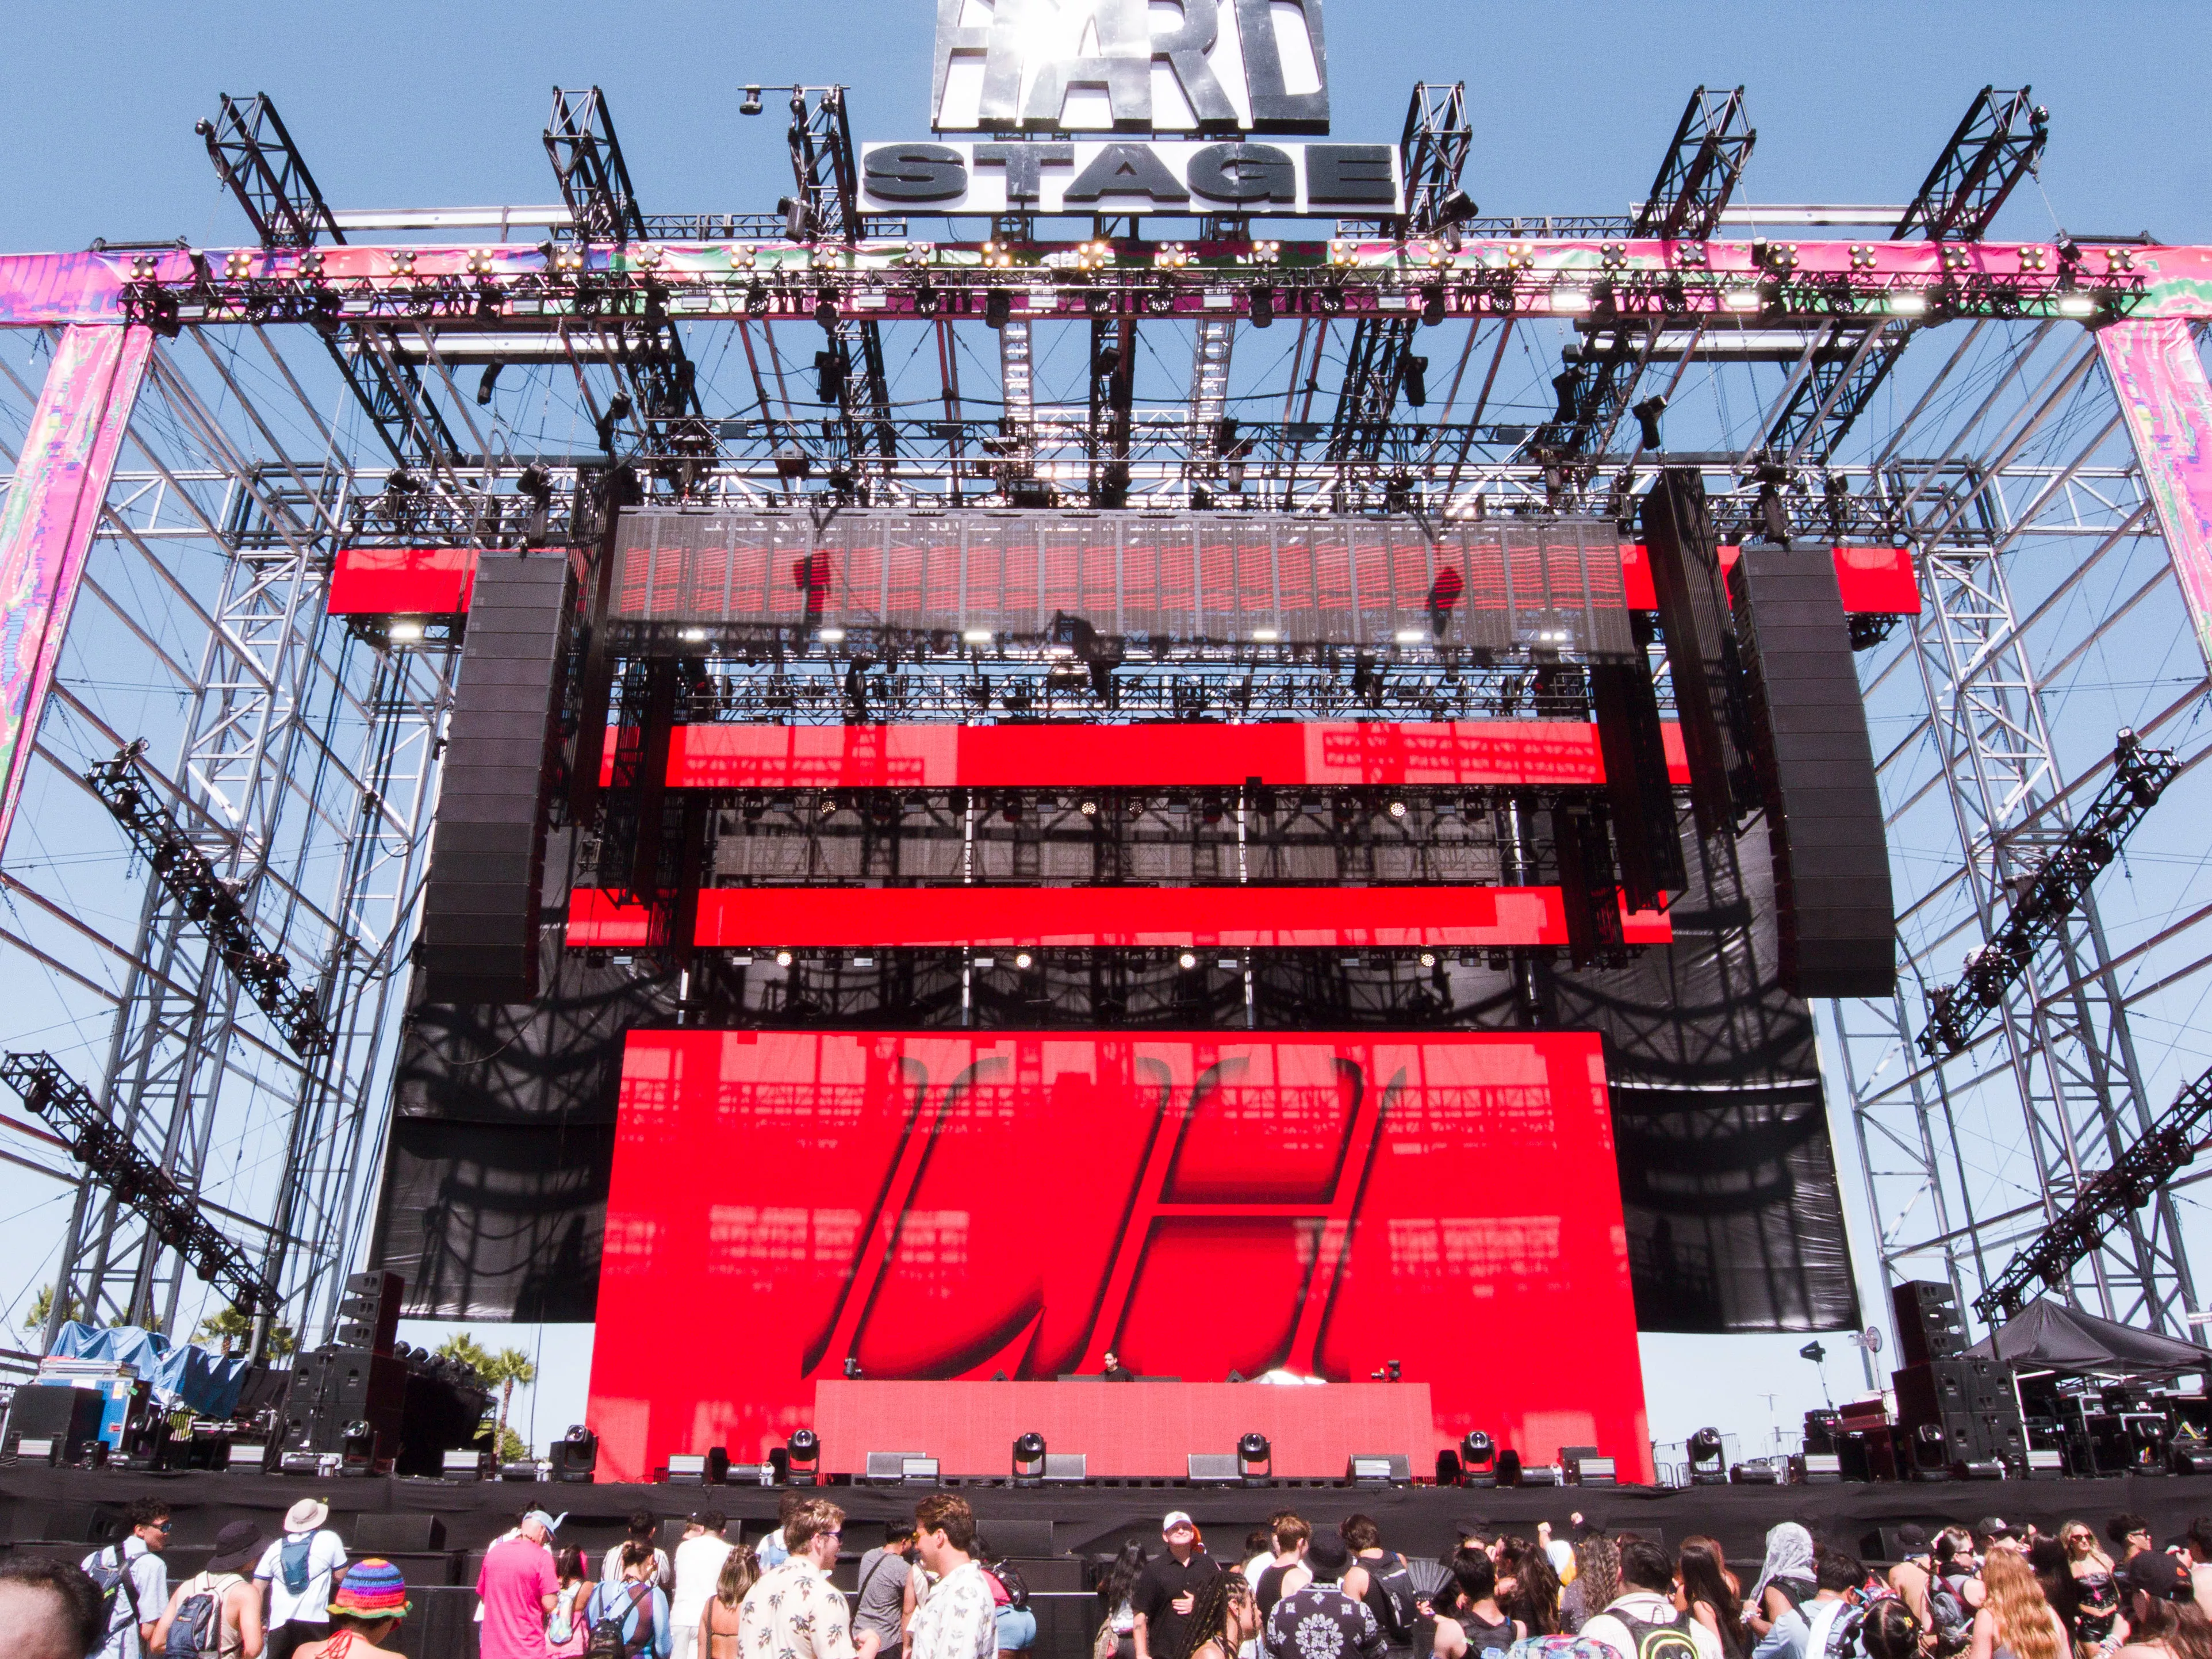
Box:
[812,1379,1440,1478]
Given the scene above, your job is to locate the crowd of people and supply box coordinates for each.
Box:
[14,1499,2212,1659]
[1080,1508,2212,1659]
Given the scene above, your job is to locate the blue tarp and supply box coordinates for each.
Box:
[48,1322,252,1417]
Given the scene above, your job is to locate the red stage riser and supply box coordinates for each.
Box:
[811,1380,1442,1480]
[566,885,1674,949]
[587,1030,1654,1485]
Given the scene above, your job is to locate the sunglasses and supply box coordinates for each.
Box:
[150,1521,173,1534]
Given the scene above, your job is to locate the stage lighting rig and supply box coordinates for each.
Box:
[1976,1055,2212,1322]
[1013,1431,1046,1486]
[1922,729,2178,1058]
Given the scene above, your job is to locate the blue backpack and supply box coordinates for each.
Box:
[84,1545,144,1637]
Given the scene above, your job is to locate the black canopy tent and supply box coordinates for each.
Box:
[1966,1295,2212,1376]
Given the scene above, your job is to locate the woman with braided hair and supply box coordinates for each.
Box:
[1174,1573,1259,1659]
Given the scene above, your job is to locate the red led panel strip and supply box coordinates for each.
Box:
[327,546,478,615]
[569,884,1672,949]
[330,543,1915,621]
[1619,542,1919,613]
[608,721,1693,791]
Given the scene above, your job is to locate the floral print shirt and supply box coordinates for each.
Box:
[737,1559,857,1659]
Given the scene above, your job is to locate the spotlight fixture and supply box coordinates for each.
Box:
[1178,951,1198,971]
[1420,283,1446,327]
[1387,799,1407,819]
[1688,1425,1728,1485]
[1460,1430,1496,1487]
[1632,394,1667,450]
[1419,952,1437,969]
[1013,1431,1046,1485]
[1237,1431,1272,1483]
[775,949,795,968]
[1014,952,1034,971]
[1249,282,1275,328]
[1402,355,1428,407]
[985,288,1013,329]
[741,85,764,116]
[787,1428,820,1486]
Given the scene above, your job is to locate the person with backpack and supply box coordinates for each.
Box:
[1343,1517,1420,1654]
[1430,1549,1523,1659]
[1580,1538,1720,1659]
[479,1509,565,1659]
[590,1542,673,1659]
[1265,1531,1385,1659]
[255,1499,348,1659]
[975,1539,1033,1656]
[149,1522,264,1659]
[286,1559,409,1659]
[84,1496,173,1659]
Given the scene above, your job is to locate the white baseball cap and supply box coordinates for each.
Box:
[1162,1511,1196,1534]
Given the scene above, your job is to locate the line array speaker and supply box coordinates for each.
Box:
[1640,470,1745,838]
[1590,631,1686,910]
[1730,546,1896,998]
[421,550,576,1004]
[1892,1278,1968,1365]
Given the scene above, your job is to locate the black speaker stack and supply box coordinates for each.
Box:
[1728,546,1897,999]
[277,1271,492,1476]
[1889,1279,2027,1476]
[420,550,576,1005]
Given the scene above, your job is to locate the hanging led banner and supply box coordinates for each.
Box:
[930,0,1329,134]
[859,138,1397,217]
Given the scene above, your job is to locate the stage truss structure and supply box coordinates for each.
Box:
[0,77,2207,1360]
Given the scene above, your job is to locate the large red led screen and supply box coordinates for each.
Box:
[587,1030,1651,1482]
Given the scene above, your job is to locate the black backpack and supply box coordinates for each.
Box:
[1613,1607,1705,1659]
[1364,1553,1418,1646]
[988,1558,1030,1611]
[84,1546,144,1639]
[587,1583,655,1659]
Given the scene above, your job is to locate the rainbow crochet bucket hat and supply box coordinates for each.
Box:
[329,1558,411,1621]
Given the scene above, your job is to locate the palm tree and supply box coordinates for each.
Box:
[436,1335,536,1455]
[483,1347,538,1454]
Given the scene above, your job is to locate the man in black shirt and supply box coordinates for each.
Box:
[1133,1511,1220,1659]
[1266,1533,1385,1659]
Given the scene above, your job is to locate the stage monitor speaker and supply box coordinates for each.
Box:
[353,1514,447,1554]
[1590,644,1686,910]
[1893,1280,1968,1365]
[1640,470,1747,837]
[421,549,575,1005]
[1042,1453,1087,1484]
[1348,1453,1412,1485]
[865,1451,923,1484]
[1729,546,1896,998]
[980,1520,1055,1558]
[7,1386,104,1458]
[1188,1453,1241,1484]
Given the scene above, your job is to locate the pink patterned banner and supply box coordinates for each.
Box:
[2100,320,2212,678]
[0,324,154,857]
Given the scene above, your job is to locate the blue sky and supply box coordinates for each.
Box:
[4,0,2212,1459]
